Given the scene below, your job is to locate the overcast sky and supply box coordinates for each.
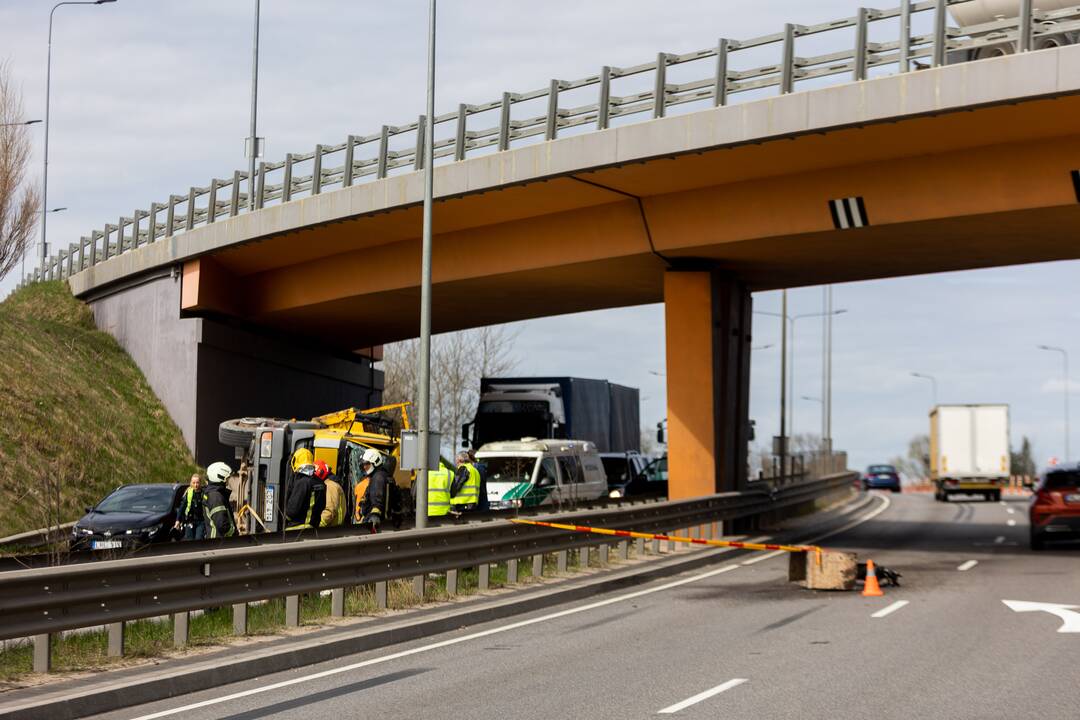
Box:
[3,0,1076,472]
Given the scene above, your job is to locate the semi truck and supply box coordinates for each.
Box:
[930,404,1010,502]
[461,377,640,454]
[948,0,1078,62]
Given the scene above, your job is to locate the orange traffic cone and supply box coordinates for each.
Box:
[862,559,884,597]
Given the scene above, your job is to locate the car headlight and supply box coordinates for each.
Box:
[72,525,93,536]
[129,523,162,536]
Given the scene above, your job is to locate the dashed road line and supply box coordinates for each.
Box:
[658,679,749,714]
[871,600,909,618]
[994,536,1005,544]
[1006,507,1016,515]
[958,560,979,572]
[1007,519,1017,527]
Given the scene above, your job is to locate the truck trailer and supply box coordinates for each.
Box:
[930,404,1011,502]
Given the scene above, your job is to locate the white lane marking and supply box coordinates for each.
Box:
[1002,600,1080,633]
[994,536,1006,544]
[741,550,786,566]
[958,560,978,572]
[1007,519,1017,527]
[128,498,887,720]
[658,679,749,714]
[1006,507,1016,515]
[871,600,909,619]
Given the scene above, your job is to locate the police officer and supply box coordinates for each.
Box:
[285,449,326,531]
[426,462,452,518]
[450,451,481,511]
[204,462,237,539]
[174,473,206,540]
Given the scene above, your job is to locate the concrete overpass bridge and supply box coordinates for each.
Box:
[31,0,1080,495]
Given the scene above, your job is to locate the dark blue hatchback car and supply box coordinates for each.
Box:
[863,464,901,492]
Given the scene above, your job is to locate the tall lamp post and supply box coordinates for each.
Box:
[25,207,66,281]
[246,0,261,211]
[910,371,938,406]
[415,0,437,529]
[1038,345,1070,463]
[41,0,117,273]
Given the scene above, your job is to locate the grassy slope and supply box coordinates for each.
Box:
[0,281,197,538]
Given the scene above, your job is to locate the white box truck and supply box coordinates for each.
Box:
[930,404,1010,502]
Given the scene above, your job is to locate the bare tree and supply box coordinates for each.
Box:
[381,325,520,455]
[0,60,40,281]
[889,434,931,481]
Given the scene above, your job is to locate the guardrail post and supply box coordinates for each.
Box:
[532,554,543,578]
[556,549,568,573]
[185,187,196,230]
[714,39,730,106]
[412,575,425,600]
[667,535,676,552]
[102,224,115,260]
[578,546,589,568]
[781,23,796,93]
[507,558,519,584]
[89,230,101,265]
[285,594,300,627]
[545,79,561,140]
[478,563,490,591]
[282,155,294,202]
[331,588,345,617]
[454,107,467,161]
[230,172,242,216]
[653,53,669,119]
[173,611,189,647]
[378,126,391,177]
[256,162,267,209]
[899,0,912,72]
[854,8,869,81]
[165,195,177,238]
[618,540,629,560]
[77,236,87,271]
[118,217,128,253]
[1019,0,1034,52]
[599,544,609,564]
[413,116,426,170]
[498,92,513,149]
[107,621,124,658]
[375,581,388,609]
[66,245,76,276]
[597,66,612,130]
[932,0,948,67]
[207,180,219,223]
[344,134,357,186]
[146,203,159,244]
[233,602,248,635]
[33,634,50,673]
[311,144,324,195]
[446,569,459,596]
[636,537,646,555]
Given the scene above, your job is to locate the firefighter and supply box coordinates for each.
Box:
[317,460,346,527]
[285,449,326,531]
[426,462,452,518]
[358,448,392,531]
[204,462,237,539]
[174,472,206,540]
[450,451,481,511]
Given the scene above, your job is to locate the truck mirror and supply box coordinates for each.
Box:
[656,421,665,445]
[460,423,471,448]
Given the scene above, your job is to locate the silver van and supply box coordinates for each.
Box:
[477,438,608,510]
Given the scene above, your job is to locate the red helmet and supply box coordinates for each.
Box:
[313,460,330,480]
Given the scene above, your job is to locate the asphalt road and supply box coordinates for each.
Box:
[87,492,1080,720]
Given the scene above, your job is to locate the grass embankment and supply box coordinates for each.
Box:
[0,281,197,540]
[0,542,630,681]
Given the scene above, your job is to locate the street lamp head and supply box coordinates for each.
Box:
[94,0,118,4]
[48,207,67,213]
[833,309,849,315]
[26,119,43,125]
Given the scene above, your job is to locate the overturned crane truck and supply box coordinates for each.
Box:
[218,405,413,533]
[947,0,1078,61]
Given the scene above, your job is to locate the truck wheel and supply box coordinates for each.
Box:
[218,418,268,448]
[1030,532,1045,551]
[992,490,1002,503]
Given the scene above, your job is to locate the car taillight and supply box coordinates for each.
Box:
[260,431,273,458]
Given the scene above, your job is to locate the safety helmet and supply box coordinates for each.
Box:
[297,463,316,477]
[313,460,330,480]
[207,461,232,484]
[290,448,314,472]
[361,448,383,468]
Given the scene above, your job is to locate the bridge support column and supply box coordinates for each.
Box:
[664,270,752,499]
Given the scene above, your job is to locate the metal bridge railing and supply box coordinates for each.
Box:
[20,0,1080,288]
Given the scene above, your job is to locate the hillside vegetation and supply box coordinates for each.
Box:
[0,282,197,538]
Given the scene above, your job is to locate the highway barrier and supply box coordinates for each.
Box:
[2,472,853,672]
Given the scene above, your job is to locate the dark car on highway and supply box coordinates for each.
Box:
[70,483,185,551]
[1030,465,1080,550]
[863,464,901,492]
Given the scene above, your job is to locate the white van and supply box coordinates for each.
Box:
[476,438,608,510]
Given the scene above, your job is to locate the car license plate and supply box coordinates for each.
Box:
[1065,494,1080,504]
[91,540,122,550]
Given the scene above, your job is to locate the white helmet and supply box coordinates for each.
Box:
[361,448,383,468]
[207,461,232,484]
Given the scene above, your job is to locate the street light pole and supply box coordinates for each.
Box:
[415,0,437,529]
[1038,345,1070,463]
[910,372,938,406]
[41,0,117,274]
[779,290,788,477]
[24,207,66,281]
[247,0,260,211]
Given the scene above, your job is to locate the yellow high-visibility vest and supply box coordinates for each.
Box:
[450,463,481,507]
[428,465,452,516]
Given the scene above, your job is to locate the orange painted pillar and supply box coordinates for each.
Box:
[664,270,752,499]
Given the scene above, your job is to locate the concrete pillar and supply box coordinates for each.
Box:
[331,588,345,617]
[107,622,124,658]
[375,581,388,609]
[173,611,189,648]
[286,595,300,627]
[664,270,752,499]
[233,603,248,635]
[32,634,50,673]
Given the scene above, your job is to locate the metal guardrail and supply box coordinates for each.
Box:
[0,473,853,643]
[20,0,1080,287]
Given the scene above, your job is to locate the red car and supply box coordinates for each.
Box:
[1029,466,1080,550]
